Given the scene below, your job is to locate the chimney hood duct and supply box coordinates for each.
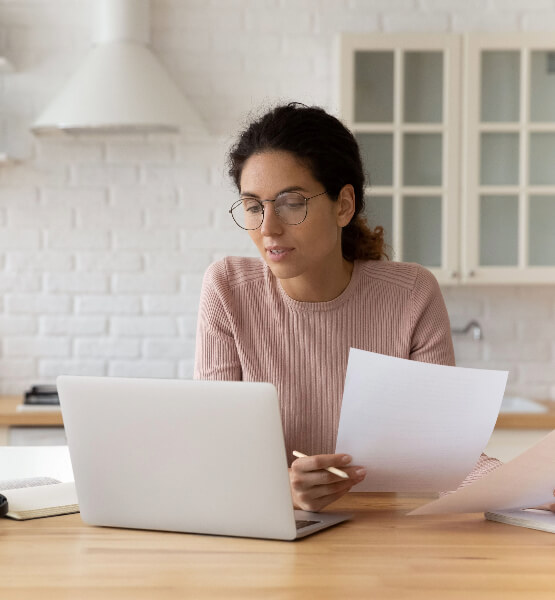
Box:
[31,0,205,135]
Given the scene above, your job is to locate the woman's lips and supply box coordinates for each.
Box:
[265,247,294,262]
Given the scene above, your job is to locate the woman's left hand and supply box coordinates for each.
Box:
[533,489,555,512]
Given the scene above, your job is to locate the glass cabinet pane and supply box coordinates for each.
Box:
[530,51,555,122]
[403,134,442,186]
[480,133,519,185]
[479,195,518,266]
[402,196,442,266]
[529,133,555,185]
[364,195,393,251]
[356,133,393,186]
[354,51,394,123]
[481,51,520,122]
[403,51,443,123]
[529,195,555,265]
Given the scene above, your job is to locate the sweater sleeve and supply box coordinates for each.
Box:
[409,266,503,490]
[193,260,242,381]
[409,266,455,366]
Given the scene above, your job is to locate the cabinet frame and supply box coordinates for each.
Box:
[339,33,461,286]
[340,32,555,285]
[462,32,555,284]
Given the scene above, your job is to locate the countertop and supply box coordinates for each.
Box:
[1,395,554,429]
[0,395,63,426]
[495,399,555,430]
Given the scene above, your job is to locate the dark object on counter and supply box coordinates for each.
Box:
[24,384,59,405]
[0,494,7,517]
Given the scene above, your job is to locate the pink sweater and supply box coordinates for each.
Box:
[194,256,501,487]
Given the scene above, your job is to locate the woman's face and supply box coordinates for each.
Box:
[239,150,351,281]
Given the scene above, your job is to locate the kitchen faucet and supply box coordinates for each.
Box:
[451,320,483,341]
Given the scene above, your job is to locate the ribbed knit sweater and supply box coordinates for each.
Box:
[194,256,501,488]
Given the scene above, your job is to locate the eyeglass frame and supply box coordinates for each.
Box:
[228,190,328,230]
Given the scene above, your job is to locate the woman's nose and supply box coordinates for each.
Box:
[260,202,283,236]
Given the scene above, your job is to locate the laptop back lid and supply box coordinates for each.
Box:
[57,376,297,540]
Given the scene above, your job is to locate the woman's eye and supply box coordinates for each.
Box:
[278,195,305,209]
[244,202,262,213]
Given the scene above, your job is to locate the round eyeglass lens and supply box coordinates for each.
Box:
[232,198,264,230]
[275,193,307,225]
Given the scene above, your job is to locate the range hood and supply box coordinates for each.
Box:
[31,0,205,135]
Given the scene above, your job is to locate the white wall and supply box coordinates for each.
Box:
[1,0,555,398]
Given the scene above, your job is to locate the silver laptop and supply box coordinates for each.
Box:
[57,376,351,541]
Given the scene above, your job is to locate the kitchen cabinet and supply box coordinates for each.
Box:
[340,34,461,285]
[484,399,555,462]
[340,33,555,284]
[463,33,555,283]
[484,429,551,463]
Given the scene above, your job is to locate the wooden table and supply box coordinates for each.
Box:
[0,396,63,427]
[0,493,554,599]
[0,395,63,444]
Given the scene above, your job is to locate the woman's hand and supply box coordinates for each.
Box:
[534,489,555,512]
[289,453,366,512]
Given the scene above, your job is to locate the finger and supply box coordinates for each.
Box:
[292,453,352,473]
[296,479,353,511]
[305,486,354,513]
[309,478,356,500]
[293,465,366,490]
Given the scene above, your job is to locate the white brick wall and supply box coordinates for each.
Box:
[1,0,555,399]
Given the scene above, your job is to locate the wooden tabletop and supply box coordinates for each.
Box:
[0,396,63,426]
[0,493,553,599]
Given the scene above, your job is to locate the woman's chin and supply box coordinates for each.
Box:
[263,257,301,280]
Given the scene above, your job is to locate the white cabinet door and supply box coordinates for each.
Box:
[485,429,551,463]
[462,33,555,284]
[340,34,461,286]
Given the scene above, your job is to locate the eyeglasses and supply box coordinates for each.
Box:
[229,191,328,230]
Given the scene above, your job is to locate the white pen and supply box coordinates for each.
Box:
[292,450,350,479]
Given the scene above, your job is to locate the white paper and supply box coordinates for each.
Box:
[335,349,508,492]
[0,446,74,482]
[410,428,555,515]
[0,482,78,512]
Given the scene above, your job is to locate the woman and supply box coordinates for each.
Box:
[194,102,555,513]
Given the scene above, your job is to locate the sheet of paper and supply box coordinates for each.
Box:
[0,482,78,511]
[335,349,508,492]
[409,429,555,515]
[0,446,74,482]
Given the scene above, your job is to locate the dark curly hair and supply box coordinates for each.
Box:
[227,102,388,262]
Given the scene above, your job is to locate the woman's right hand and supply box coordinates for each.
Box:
[289,453,367,513]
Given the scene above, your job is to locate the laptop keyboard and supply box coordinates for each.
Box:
[295,519,321,530]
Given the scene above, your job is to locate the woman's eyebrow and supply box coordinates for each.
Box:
[240,186,309,198]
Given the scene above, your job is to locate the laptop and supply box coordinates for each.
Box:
[56,376,351,541]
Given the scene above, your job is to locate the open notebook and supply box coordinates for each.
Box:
[0,477,79,520]
[485,509,555,534]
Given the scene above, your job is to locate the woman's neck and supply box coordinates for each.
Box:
[279,257,355,303]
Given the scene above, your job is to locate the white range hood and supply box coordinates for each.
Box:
[32,0,205,135]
